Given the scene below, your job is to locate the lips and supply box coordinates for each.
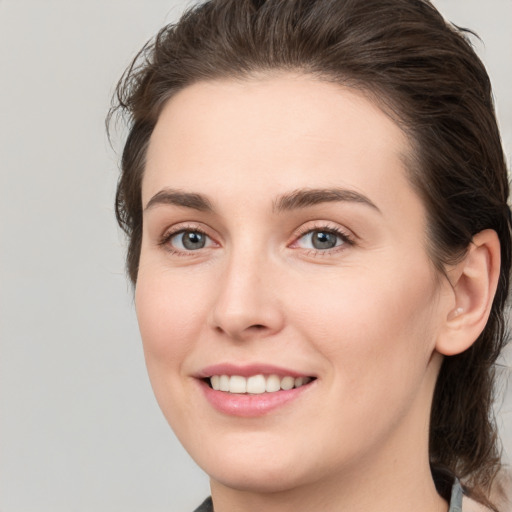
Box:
[197,363,315,380]
[196,363,316,417]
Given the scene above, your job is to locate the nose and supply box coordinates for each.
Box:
[209,249,285,341]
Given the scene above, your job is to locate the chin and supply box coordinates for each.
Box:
[208,460,315,494]
[186,433,330,494]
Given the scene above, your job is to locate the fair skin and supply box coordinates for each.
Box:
[135,74,500,512]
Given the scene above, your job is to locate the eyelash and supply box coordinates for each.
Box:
[292,223,355,256]
[158,224,213,257]
[158,223,355,257]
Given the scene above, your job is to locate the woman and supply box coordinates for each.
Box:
[109,0,511,510]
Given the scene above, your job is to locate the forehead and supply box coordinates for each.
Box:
[143,74,417,218]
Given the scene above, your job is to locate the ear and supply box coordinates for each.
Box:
[436,229,501,356]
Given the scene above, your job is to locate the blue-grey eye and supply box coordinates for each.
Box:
[171,231,208,250]
[311,231,339,249]
[297,229,344,250]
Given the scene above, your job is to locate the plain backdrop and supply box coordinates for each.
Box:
[0,1,511,511]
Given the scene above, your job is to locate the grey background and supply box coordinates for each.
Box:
[0,1,510,511]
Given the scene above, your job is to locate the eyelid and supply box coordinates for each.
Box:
[157,220,355,256]
[289,222,356,252]
[158,222,219,254]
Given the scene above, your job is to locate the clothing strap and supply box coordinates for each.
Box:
[449,479,464,512]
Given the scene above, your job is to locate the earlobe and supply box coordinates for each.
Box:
[436,229,501,356]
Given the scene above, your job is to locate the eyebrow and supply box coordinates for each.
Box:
[273,188,381,214]
[143,187,380,214]
[144,189,214,213]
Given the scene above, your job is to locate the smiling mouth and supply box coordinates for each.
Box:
[205,374,315,394]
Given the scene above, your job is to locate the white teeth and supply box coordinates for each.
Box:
[229,375,247,393]
[280,376,295,390]
[247,374,266,394]
[265,374,281,392]
[219,375,230,392]
[208,374,313,394]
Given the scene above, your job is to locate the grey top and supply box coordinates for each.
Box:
[193,479,465,511]
[449,478,464,512]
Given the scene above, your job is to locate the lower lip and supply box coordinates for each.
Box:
[199,380,314,417]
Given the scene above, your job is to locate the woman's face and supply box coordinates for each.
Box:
[136,75,450,493]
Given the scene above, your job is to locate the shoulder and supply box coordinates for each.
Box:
[488,468,512,512]
[462,468,512,512]
[193,496,213,512]
[462,495,493,512]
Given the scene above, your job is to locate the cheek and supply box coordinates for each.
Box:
[289,260,439,396]
[135,266,211,372]
[134,265,218,428]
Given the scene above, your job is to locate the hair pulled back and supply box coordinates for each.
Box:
[110,0,511,508]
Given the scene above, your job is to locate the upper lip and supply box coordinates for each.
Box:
[196,363,315,379]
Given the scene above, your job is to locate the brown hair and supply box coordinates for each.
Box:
[109,0,511,508]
